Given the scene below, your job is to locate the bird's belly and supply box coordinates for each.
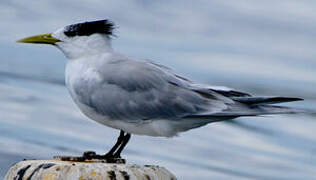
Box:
[73,100,179,137]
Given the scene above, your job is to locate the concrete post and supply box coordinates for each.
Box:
[5,159,177,180]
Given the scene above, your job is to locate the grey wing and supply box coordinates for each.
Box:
[77,59,232,122]
[76,58,304,123]
[148,61,251,98]
[147,62,305,117]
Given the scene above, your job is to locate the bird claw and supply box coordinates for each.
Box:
[53,151,125,164]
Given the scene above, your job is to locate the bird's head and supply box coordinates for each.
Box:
[17,19,115,59]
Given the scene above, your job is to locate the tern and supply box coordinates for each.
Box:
[18,19,305,160]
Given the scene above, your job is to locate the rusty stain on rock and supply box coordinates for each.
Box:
[90,170,96,177]
[55,166,61,171]
[43,169,57,180]
[144,174,151,180]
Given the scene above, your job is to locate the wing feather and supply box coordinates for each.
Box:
[73,57,304,122]
[74,59,228,121]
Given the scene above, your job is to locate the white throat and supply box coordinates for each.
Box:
[54,33,113,59]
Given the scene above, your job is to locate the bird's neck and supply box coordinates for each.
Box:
[56,34,113,60]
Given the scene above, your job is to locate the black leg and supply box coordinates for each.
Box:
[55,130,130,163]
[113,133,131,158]
[104,130,125,157]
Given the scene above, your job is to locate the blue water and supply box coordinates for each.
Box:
[0,46,316,179]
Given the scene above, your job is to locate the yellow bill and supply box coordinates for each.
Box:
[17,33,60,45]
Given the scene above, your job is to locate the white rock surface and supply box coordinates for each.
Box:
[5,160,177,180]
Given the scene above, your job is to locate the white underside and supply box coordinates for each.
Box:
[76,101,181,137]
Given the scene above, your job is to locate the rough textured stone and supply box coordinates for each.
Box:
[5,160,177,180]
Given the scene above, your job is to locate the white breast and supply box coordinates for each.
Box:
[65,57,103,119]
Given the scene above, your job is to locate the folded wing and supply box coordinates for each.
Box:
[75,57,304,122]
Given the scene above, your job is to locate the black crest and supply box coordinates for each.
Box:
[64,20,115,37]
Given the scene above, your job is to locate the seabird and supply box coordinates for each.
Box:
[18,19,305,160]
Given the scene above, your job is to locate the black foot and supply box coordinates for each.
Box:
[83,151,122,160]
[53,151,125,164]
[53,130,131,164]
